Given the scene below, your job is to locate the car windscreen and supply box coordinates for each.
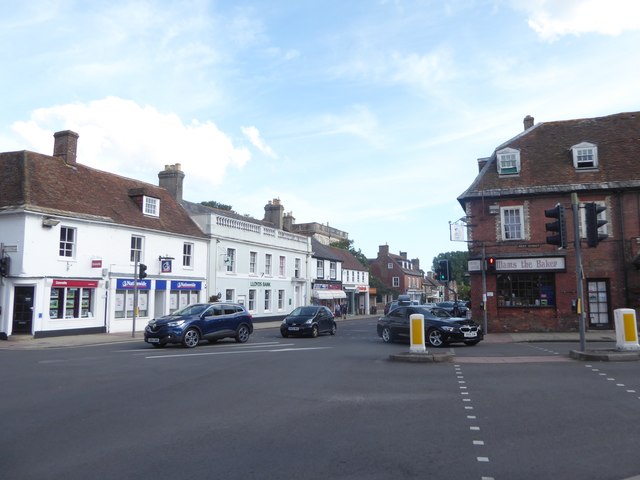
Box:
[290,306,318,316]
[172,304,210,316]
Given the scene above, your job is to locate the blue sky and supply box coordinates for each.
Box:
[2,0,639,269]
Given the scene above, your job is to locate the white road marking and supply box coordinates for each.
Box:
[146,346,333,359]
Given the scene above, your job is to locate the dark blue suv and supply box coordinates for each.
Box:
[144,302,253,348]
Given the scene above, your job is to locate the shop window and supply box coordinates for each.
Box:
[50,286,94,319]
[115,289,149,318]
[496,273,555,307]
[248,289,256,311]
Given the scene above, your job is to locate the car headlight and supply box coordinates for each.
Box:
[305,319,313,324]
[441,326,455,332]
[167,319,186,327]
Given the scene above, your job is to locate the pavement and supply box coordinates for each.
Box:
[0,315,626,352]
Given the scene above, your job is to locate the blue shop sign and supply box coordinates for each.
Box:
[155,280,167,291]
[117,279,151,290]
[171,280,202,290]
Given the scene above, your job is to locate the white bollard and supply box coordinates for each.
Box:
[614,308,640,351]
[409,314,426,353]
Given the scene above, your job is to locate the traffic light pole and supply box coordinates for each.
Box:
[132,259,138,338]
[572,193,587,352]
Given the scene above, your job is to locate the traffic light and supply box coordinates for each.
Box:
[545,204,567,249]
[585,202,608,247]
[438,259,450,281]
[486,256,496,273]
[138,263,148,279]
[0,256,10,277]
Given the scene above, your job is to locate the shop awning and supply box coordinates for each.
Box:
[312,290,347,300]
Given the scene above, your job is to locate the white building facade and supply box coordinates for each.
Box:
[188,210,312,320]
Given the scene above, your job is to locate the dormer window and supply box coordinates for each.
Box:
[571,142,598,169]
[497,148,520,175]
[143,196,160,217]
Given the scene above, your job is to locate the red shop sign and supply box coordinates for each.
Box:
[52,279,99,288]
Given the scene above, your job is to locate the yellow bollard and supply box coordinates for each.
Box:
[614,308,640,351]
[409,314,426,353]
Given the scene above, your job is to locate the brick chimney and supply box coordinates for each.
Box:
[378,245,389,258]
[53,130,79,165]
[523,115,534,130]
[283,211,295,231]
[158,164,185,202]
[263,198,284,229]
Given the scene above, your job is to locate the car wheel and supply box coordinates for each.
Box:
[330,323,337,335]
[235,324,251,343]
[464,340,480,346]
[311,324,319,338]
[427,329,445,348]
[381,326,393,343]
[182,328,200,348]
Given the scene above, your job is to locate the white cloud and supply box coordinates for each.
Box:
[11,96,250,187]
[241,125,278,158]
[512,0,640,41]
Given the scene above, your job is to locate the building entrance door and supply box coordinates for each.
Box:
[587,280,610,329]
[12,286,35,334]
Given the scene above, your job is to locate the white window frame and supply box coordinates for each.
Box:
[249,251,257,274]
[279,256,286,277]
[183,242,193,268]
[387,262,393,269]
[265,254,272,276]
[264,290,271,311]
[225,289,234,302]
[571,142,598,169]
[248,289,256,311]
[278,289,285,310]
[143,196,160,217]
[317,260,324,279]
[500,206,524,240]
[329,262,337,280]
[497,148,520,175]
[392,277,400,288]
[130,235,143,263]
[294,258,301,278]
[59,226,76,258]
[226,248,236,273]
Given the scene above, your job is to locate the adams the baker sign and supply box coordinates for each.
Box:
[468,256,565,273]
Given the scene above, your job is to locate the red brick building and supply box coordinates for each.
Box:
[458,112,640,332]
[368,245,424,304]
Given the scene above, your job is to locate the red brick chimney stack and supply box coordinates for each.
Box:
[53,130,79,165]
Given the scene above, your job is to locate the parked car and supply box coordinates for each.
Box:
[377,305,483,347]
[144,302,253,348]
[384,295,419,315]
[281,306,337,338]
[435,301,469,317]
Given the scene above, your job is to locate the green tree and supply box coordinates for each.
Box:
[432,251,470,297]
[330,239,369,267]
[200,200,233,211]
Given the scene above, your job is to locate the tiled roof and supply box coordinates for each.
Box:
[327,245,367,271]
[459,111,640,202]
[0,150,206,238]
[311,238,342,261]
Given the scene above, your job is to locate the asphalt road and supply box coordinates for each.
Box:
[1,318,639,480]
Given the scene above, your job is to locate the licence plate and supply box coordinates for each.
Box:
[147,337,160,343]
[288,327,300,331]
[464,331,477,338]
